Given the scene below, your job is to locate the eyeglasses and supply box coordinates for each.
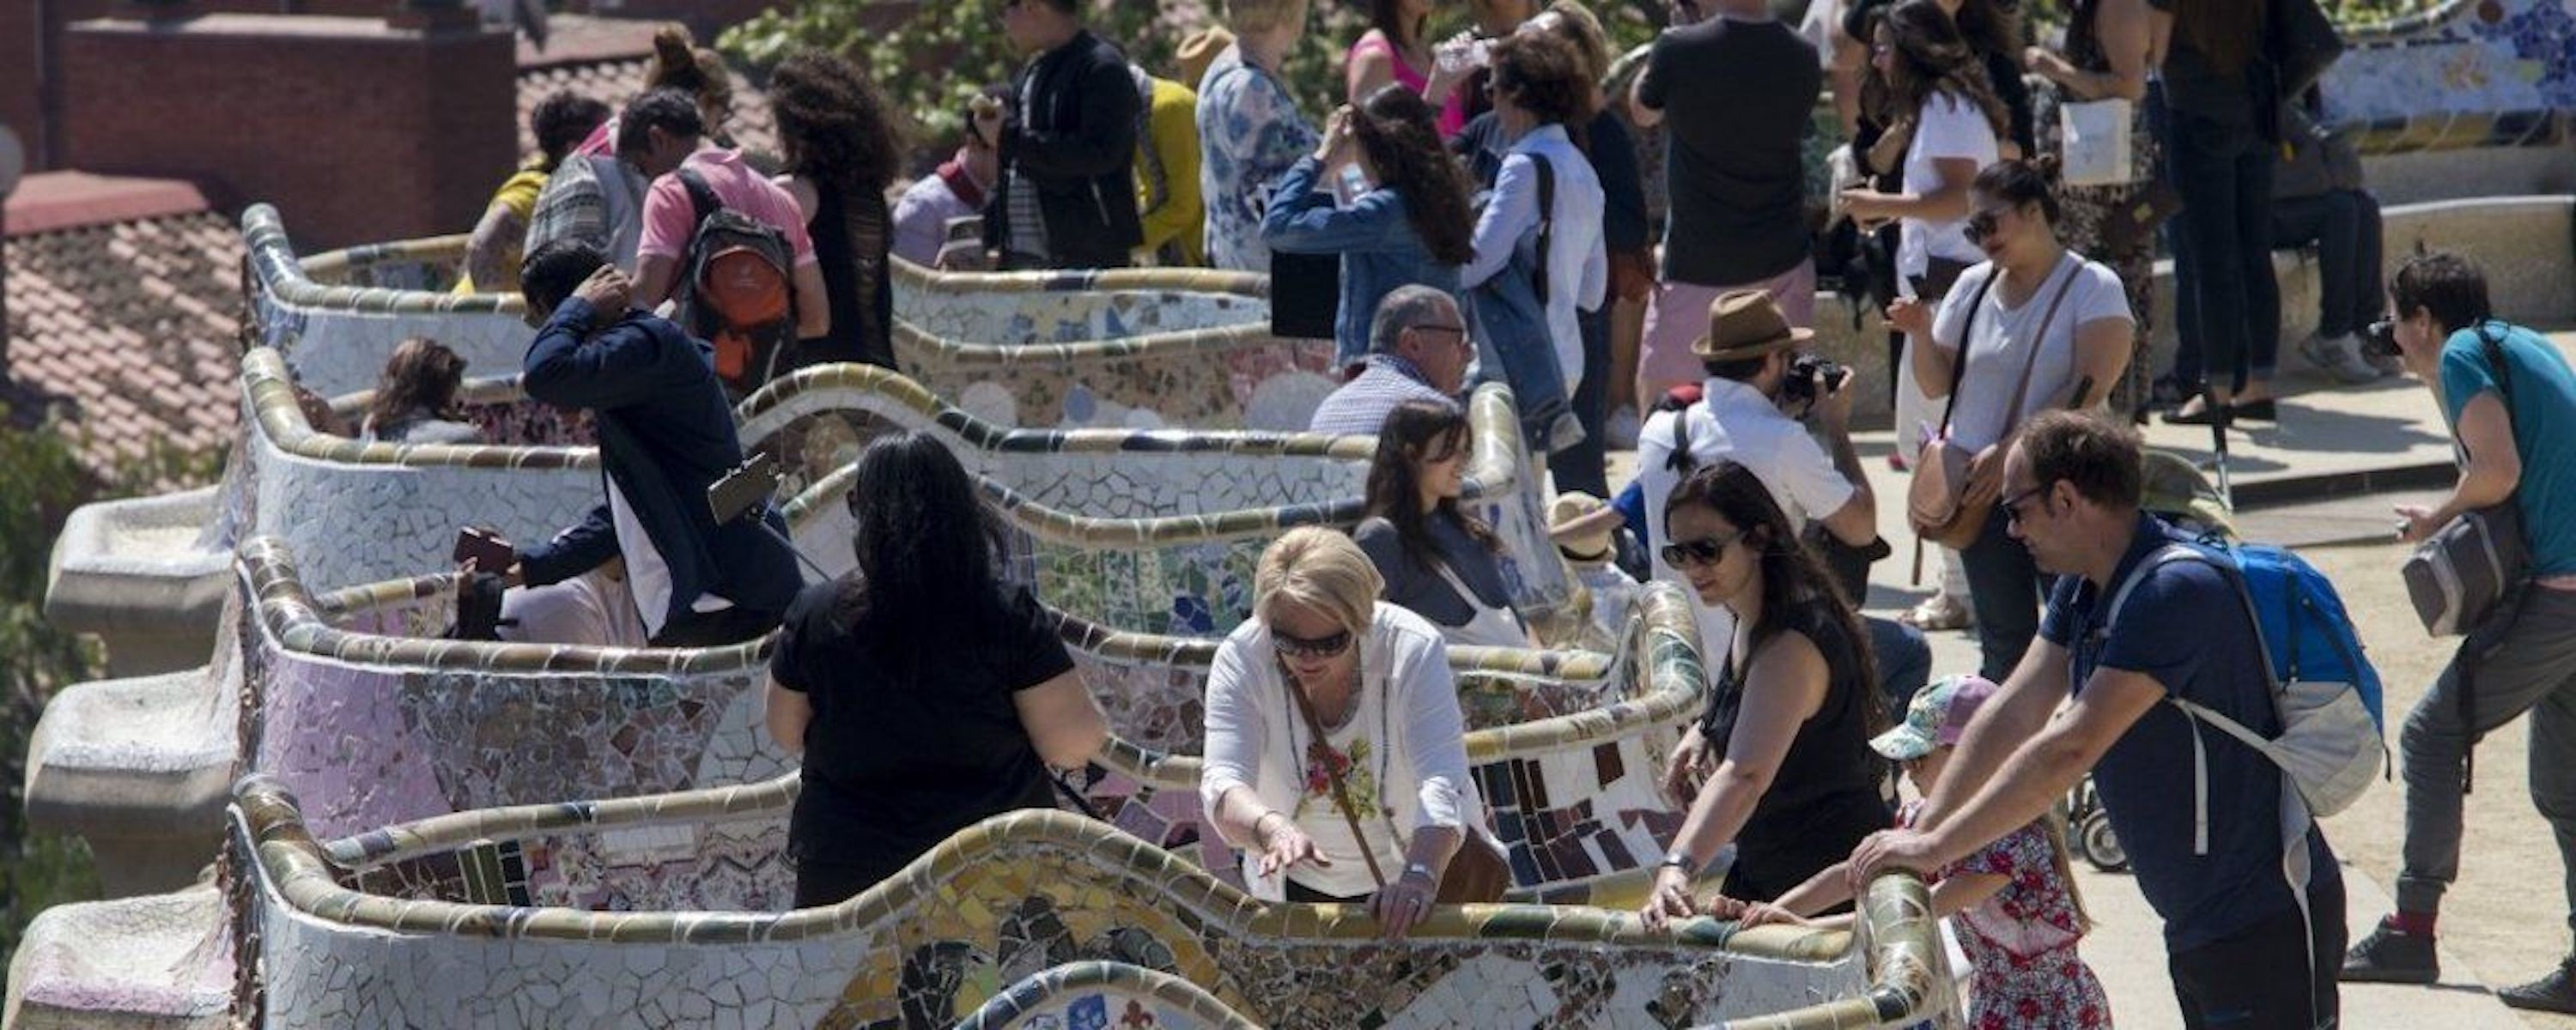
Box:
[1996,483,2050,527]
[1963,205,2012,246]
[1271,626,1354,659]
[1659,529,1747,568]
[1408,324,1471,348]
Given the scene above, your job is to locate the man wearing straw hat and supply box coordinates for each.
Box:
[1633,290,1926,796]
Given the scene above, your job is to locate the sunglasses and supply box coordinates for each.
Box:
[1996,482,2050,527]
[1963,206,2011,246]
[1659,528,1747,568]
[1271,626,1354,659]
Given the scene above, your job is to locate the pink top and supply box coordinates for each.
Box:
[1347,32,1467,137]
[636,148,818,267]
[571,118,616,159]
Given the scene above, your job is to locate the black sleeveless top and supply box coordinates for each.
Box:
[798,179,897,371]
[1698,603,1887,863]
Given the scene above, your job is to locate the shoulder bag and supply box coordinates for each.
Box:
[1907,258,2083,548]
[2402,326,2530,637]
[1282,657,1511,905]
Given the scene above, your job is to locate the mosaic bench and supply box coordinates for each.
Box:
[224,771,1953,1029]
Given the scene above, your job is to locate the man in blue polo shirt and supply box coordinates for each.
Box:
[1852,410,2342,1028]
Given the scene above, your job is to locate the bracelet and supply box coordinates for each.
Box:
[1401,861,1435,884]
[1657,851,1696,875]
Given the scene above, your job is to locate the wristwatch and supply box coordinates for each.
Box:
[1401,861,1435,883]
[1658,851,1696,876]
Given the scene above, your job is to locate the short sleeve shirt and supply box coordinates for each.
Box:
[769,579,1076,880]
[1898,92,2000,284]
[1929,256,2132,453]
[2439,321,2576,576]
[637,148,819,267]
[1637,16,1822,286]
[2036,514,2339,950]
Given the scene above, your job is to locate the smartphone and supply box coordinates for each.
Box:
[452,525,515,573]
[708,451,783,524]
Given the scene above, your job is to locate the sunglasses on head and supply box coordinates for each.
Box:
[1271,626,1354,659]
[1659,528,1747,568]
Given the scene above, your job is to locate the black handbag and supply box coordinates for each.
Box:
[1269,249,1342,342]
[2267,0,2346,100]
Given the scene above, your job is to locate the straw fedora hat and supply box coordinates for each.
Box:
[1690,289,1814,363]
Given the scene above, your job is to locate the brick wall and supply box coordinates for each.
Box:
[58,13,516,249]
[0,2,35,170]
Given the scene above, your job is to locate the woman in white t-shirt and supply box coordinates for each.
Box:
[1888,156,2135,680]
[1840,0,2012,633]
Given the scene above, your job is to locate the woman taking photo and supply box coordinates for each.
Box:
[1197,0,1317,272]
[1201,526,1505,936]
[765,432,1109,906]
[1461,30,1607,454]
[1886,157,2135,681]
[768,50,908,371]
[1641,459,1888,924]
[1354,401,1534,649]
[1261,86,1474,371]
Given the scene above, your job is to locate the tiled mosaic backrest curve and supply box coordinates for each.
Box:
[298,233,469,294]
[243,206,532,395]
[231,348,602,596]
[2324,0,2576,152]
[893,321,1340,433]
[325,375,597,450]
[235,773,1912,1030]
[887,256,1273,343]
[775,378,1574,641]
[952,961,1259,1030]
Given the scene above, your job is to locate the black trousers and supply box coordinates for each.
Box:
[794,860,880,908]
[649,605,781,648]
[1284,879,1370,904]
[2168,879,2347,1029]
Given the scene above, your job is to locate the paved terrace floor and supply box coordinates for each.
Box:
[1606,327,2576,1028]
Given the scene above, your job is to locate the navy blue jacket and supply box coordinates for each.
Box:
[517,298,803,629]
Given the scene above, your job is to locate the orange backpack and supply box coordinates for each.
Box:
[672,168,795,391]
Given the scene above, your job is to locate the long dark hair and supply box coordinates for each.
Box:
[1364,401,1498,573]
[1366,0,1427,52]
[363,337,465,437]
[835,431,1012,643]
[1880,0,2009,143]
[769,49,908,196]
[1949,0,2023,67]
[1353,84,1476,265]
[1662,460,1885,732]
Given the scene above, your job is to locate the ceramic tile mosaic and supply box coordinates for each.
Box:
[884,258,1273,344]
[229,770,1951,1029]
[2323,0,2576,149]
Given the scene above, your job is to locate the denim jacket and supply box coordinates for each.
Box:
[1260,155,1463,367]
[1461,124,1607,390]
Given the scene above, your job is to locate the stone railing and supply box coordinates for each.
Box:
[885,254,1273,342]
[222,766,1950,1028]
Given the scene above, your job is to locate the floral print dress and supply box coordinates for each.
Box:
[1923,800,2112,1029]
[1196,45,1319,274]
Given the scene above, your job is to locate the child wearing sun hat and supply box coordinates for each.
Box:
[1706,674,2111,1028]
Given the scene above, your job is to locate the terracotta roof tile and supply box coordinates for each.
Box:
[3,209,242,484]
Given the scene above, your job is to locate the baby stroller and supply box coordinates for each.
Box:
[2067,776,2128,873]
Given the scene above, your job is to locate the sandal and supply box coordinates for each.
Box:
[1899,593,1973,632]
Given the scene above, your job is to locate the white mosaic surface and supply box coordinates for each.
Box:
[891,285,1270,345]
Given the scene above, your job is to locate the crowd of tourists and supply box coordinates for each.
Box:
[365,1,2576,1025]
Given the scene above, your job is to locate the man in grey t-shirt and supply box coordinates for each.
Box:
[1629,0,1823,405]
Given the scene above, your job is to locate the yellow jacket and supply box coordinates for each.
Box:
[1133,75,1206,266]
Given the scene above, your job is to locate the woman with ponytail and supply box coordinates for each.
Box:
[1884,156,2135,681]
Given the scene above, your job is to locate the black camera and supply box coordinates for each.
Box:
[1781,354,1852,408]
[707,451,782,524]
[2361,319,2402,360]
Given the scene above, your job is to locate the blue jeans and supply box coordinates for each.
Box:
[1960,512,2046,682]
[2271,190,2385,340]
[1867,615,1933,716]
[2163,109,2281,394]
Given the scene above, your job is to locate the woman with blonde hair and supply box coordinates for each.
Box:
[1200,526,1508,936]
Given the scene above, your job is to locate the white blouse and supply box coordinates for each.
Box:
[1199,603,1503,900]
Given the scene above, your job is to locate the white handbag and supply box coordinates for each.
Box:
[2058,97,2135,188]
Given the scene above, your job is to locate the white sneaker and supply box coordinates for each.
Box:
[2300,332,2383,385]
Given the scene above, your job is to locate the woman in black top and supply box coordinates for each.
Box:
[1640,459,1889,924]
[2153,0,2284,426]
[764,432,1109,906]
[1352,401,1533,649]
[767,50,906,371]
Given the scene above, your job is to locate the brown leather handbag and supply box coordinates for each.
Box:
[1285,667,1511,905]
[1908,261,2083,548]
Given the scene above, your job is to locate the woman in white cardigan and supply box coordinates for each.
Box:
[1200,526,1504,937]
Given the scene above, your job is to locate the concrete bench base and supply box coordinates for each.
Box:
[2,884,229,1030]
[44,487,228,678]
[24,661,237,899]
